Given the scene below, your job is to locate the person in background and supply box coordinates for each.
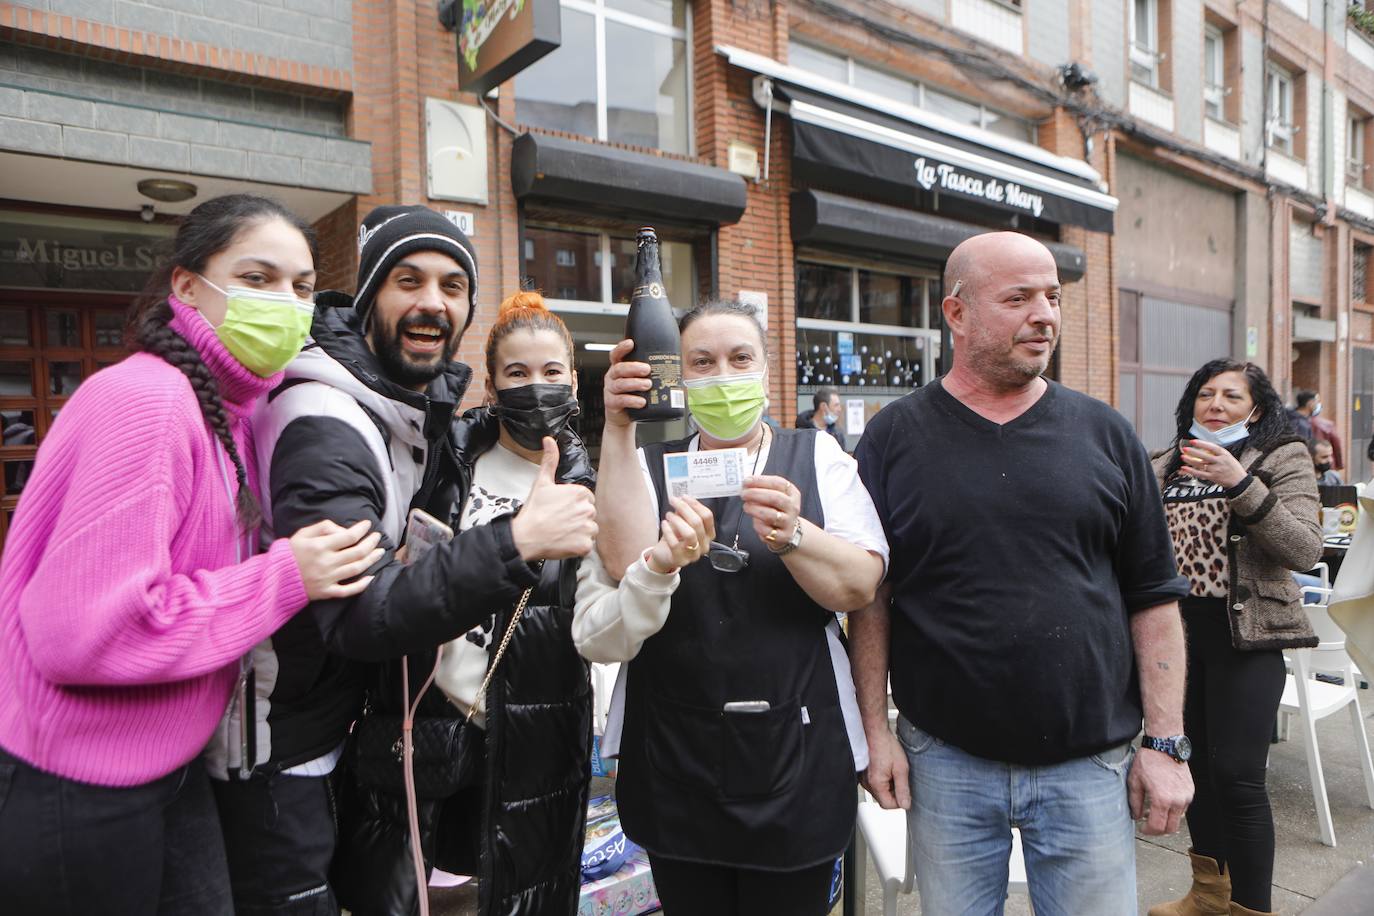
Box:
[587,299,887,916]
[796,385,845,447]
[1285,390,1319,442]
[1310,407,1344,472]
[1150,358,1321,916]
[1310,440,1343,486]
[854,232,1192,916]
[0,194,380,915]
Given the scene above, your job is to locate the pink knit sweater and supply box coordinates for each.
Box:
[0,296,308,786]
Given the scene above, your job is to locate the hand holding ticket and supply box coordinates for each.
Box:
[663,448,747,499]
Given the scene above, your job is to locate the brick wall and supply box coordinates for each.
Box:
[312,196,358,293]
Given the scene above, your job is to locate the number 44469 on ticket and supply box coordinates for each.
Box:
[663,448,747,499]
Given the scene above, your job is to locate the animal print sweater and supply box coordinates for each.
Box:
[1162,475,1230,598]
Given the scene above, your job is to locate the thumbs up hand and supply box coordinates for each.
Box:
[510,437,598,561]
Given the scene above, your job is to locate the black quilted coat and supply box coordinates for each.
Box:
[333,409,594,916]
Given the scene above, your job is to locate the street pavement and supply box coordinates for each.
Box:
[427,701,1374,915]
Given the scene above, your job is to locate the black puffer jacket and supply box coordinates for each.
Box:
[334,409,594,916]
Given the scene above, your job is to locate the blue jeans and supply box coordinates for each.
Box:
[897,716,1137,916]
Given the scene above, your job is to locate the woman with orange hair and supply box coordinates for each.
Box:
[338,291,596,916]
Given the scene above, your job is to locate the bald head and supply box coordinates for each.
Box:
[943,232,1057,302]
[941,231,1062,390]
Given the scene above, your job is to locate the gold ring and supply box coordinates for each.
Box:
[685,542,698,552]
[765,529,778,543]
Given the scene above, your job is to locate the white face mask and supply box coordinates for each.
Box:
[1189,406,1257,447]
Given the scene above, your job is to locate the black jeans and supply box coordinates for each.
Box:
[647,854,836,916]
[0,746,232,916]
[212,771,339,916]
[1182,598,1287,912]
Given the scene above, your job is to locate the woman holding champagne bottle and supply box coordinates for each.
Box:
[576,297,888,915]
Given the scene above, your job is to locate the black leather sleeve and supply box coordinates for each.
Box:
[270,416,540,661]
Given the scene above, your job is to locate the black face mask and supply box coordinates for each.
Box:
[494,383,579,451]
[1316,462,1332,474]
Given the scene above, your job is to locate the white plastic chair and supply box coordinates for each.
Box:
[1278,585,1374,847]
[589,662,619,735]
[854,791,1028,916]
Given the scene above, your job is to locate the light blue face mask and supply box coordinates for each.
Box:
[1189,407,1257,447]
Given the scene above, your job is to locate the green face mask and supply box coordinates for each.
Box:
[200,278,315,377]
[684,372,766,441]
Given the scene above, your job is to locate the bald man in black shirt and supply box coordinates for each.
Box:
[851,232,1192,915]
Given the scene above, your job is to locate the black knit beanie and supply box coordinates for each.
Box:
[354,205,479,329]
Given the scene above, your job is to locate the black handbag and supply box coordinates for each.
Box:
[351,584,535,799]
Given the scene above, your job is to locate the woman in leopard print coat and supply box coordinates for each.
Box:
[1148,358,1320,916]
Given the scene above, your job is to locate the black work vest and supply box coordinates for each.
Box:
[617,429,857,870]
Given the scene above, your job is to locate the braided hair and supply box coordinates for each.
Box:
[127,194,318,531]
[1163,358,1290,478]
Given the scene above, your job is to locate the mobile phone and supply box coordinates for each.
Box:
[723,700,771,714]
[403,508,454,566]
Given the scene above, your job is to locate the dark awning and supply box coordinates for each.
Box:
[717,45,1117,234]
[785,88,1114,234]
[792,189,1087,282]
[511,133,747,227]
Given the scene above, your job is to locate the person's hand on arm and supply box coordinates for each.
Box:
[741,473,884,611]
[594,340,661,580]
[850,584,910,810]
[1127,601,1193,835]
[287,519,383,599]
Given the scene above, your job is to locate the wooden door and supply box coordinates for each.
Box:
[0,293,131,550]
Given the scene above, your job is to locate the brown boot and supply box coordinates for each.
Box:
[1228,904,1276,915]
[1147,849,1231,916]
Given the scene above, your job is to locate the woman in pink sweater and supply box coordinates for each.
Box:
[0,195,383,915]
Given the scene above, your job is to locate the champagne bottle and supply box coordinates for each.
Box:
[625,227,684,421]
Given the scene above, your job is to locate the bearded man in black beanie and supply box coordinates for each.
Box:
[208,204,595,916]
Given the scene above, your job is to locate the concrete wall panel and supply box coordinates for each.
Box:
[9,0,352,70]
[1116,152,1238,301]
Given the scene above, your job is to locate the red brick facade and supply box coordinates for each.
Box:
[337,0,1117,414]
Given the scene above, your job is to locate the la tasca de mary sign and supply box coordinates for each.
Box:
[913,157,1045,219]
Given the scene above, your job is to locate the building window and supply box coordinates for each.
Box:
[1354,241,1371,307]
[1266,65,1297,156]
[521,223,695,311]
[1350,111,1371,189]
[515,0,691,155]
[786,40,1036,143]
[1130,0,1164,88]
[794,258,943,392]
[1203,26,1227,121]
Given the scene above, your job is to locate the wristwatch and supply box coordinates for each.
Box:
[1141,734,1192,763]
[767,518,804,556]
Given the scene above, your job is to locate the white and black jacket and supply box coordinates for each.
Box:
[206,292,539,776]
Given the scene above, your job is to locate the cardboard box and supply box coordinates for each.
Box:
[577,846,659,916]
